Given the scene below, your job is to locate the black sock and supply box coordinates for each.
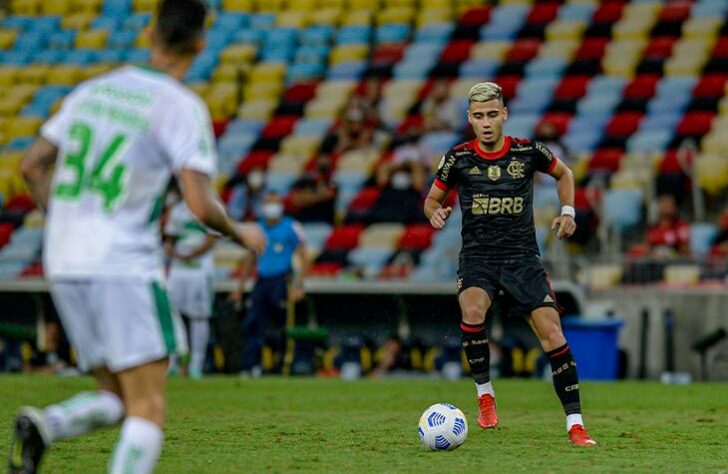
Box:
[547,343,581,415]
[461,322,490,384]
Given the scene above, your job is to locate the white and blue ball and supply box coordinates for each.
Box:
[417,403,468,451]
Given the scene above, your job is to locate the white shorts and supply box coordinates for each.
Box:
[167,268,214,318]
[49,278,188,373]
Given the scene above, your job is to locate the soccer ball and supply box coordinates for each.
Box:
[417,403,468,451]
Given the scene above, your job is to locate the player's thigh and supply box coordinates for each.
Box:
[526,307,566,352]
[92,279,186,373]
[49,281,104,372]
[457,260,497,324]
[116,359,168,425]
[499,259,558,320]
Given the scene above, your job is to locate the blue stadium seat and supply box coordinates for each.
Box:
[576,95,621,118]
[690,223,719,259]
[480,6,529,40]
[392,58,435,79]
[28,16,61,35]
[96,49,124,64]
[300,26,335,47]
[2,16,33,31]
[32,49,64,64]
[558,4,596,21]
[414,23,453,44]
[419,131,461,156]
[265,28,299,48]
[123,13,151,31]
[626,130,673,153]
[646,94,691,114]
[0,262,25,281]
[301,223,333,252]
[65,50,97,66]
[265,172,299,195]
[225,119,266,136]
[524,58,567,78]
[218,133,258,165]
[5,138,35,151]
[124,49,151,64]
[48,31,77,51]
[206,30,234,52]
[294,119,332,137]
[327,61,366,80]
[503,114,540,138]
[638,113,682,133]
[214,13,250,31]
[295,45,330,64]
[568,116,610,135]
[108,31,137,49]
[250,13,276,31]
[562,130,603,153]
[12,32,45,57]
[692,1,728,17]
[336,26,372,45]
[459,59,500,78]
[333,171,368,191]
[232,29,264,45]
[508,95,552,114]
[103,0,131,17]
[91,16,120,31]
[655,77,699,98]
[348,247,394,277]
[603,189,643,232]
[586,76,628,97]
[287,62,325,84]
[376,24,411,44]
[404,43,444,61]
[261,47,295,63]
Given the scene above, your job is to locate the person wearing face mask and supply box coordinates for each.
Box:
[227,165,266,221]
[368,163,428,224]
[288,155,337,223]
[232,192,309,376]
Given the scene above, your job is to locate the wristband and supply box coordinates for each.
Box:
[561,205,575,218]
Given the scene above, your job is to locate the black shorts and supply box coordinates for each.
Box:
[457,256,558,318]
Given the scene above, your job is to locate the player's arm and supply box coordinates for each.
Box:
[424,183,452,230]
[20,137,59,211]
[179,169,265,253]
[177,234,217,260]
[547,158,576,240]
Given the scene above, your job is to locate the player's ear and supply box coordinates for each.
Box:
[466,107,473,125]
[194,38,206,55]
[502,106,508,122]
[145,25,155,46]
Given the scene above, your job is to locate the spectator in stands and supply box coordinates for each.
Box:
[333,107,377,155]
[288,154,337,223]
[535,121,568,164]
[368,157,427,224]
[352,77,383,125]
[421,79,459,132]
[709,209,728,258]
[646,194,691,257]
[376,136,431,194]
[227,165,266,221]
[232,192,308,376]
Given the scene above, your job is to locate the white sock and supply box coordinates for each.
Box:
[476,381,495,398]
[110,417,163,474]
[43,390,124,443]
[189,318,210,375]
[567,413,584,431]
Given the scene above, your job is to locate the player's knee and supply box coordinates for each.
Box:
[461,304,486,325]
[542,327,566,350]
[125,393,166,427]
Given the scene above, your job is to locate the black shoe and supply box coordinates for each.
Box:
[8,408,48,474]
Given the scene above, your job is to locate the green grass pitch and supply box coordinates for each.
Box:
[2,376,727,472]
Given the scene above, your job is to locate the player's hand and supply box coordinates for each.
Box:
[551,215,576,240]
[291,286,305,303]
[429,206,452,230]
[236,223,266,254]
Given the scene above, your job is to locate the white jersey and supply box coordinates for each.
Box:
[41,65,216,281]
[164,201,214,274]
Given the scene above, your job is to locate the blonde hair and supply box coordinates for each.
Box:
[468,82,503,104]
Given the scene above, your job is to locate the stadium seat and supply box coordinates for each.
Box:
[325,225,364,251]
[602,189,643,232]
[690,223,719,259]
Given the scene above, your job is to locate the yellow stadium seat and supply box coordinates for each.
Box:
[422,0,451,8]
[132,0,161,13]
[135,31,152,49]
[0,118,8,134]
[42,0,72,15]
[612,17,655,41]
[499,0,533,4]
[268,153,308,173]
[17,65,50,85]
[377,7,415,25]
[61,13,96,30]
[47,65,82,86]
[700,132,728,154]
[664,56,707,77]
[75,29,108,49]
[664,265,700,286]
[71,0,103,13]
[288,0,318,10]
[0,67,18,88]
[382,80,422,101]
[315,80,357,99]
[309,8,343,26]
[249,63,287,83]
[254,0,286,12]
[0,98,23,117]
[81,64,115,81]
[220,44,257,65]
[277,10,309,28]
[342,9,373,26]
[545,20,586,42]
[348,0,379,9]
[417,8,452,27]
[7,117,43,141]
[538,39,580,60]
[23,209,46,229]
[359,223,405,249]
[187,82,210,98]
[50,98,64,115]
[280,135,323,157]
[587,264,623,290]
[695,153,728,195]
[385,0,414,7]
[337,149,378,173]
[0,151,24,171]
[320,0,345,7]
[304,99,346,119]
[10,0,40,15]
[243,82,284,101]
[236,99,277,121]
[622,2,661,20]
[11,85,41,105]
[682,18,723,40]
[470,41,511,61]
[212,64,250,83]
[330,44,369,64]
[0,132,7,147]
[0,30,18,50]
[221,0,254,12]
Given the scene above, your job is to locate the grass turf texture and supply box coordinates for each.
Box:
[1,376,727,473]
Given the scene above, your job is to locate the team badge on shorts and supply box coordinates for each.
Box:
[487,165,501,181]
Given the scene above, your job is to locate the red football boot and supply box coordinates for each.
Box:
[568,424,598,446]
[476,394,499,429]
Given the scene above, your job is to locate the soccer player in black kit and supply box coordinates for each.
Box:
[424,82,597,446]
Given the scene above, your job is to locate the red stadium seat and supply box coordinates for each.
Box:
[713,37,728,58]
[505,39,541,62]
[213,119,231,138]
[592,3,624,23]
[606,112,643,137]
[325,225,365,250]
[283,82,319,103]
[261,115,299,139]
[539,113,572,136]
[623,75,660,99]
[494,76,521,100]
[589,149,623,172]
[576,38,609,60]
[21,262,43,278]
[399,224,436,250]
[348,187,381,213]
[396,115,424,135]
[0,223,13,249]
[459,6,492,26]
[677,112,715,136]
[555,76,591,100]
[236,150,275,174]
[440,40,475,62]
[659,150,692,174]
[574,187,593,211]
[5,194,35,213]
[309,262,343,277]
[659,1,691,22]
[693,74,728,98]
[527,3,560,24]
[644,37,676,59]
[372,43,407,64]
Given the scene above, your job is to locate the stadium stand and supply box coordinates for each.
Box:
[0,0,726,288]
